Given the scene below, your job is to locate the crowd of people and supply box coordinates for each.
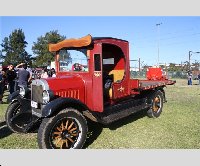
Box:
[0,63,56,104]
[33,67,56,79]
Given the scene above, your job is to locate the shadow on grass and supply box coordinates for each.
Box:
[83,109,147,148]
[83,120,103,149]
[105,109,147,130]
[0,121,13,139]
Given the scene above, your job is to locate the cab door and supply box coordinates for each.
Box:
[91,43,104,112]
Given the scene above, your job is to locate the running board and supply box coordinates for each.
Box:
[99,99,151,125]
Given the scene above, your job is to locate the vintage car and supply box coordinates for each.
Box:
[5,35,175,149]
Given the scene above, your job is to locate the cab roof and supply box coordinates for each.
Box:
[49,34,128,52]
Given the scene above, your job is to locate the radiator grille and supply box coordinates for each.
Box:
[32,85,43,103]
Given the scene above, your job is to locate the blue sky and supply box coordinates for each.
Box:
[1,16,200,67]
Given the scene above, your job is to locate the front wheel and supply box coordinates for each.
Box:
[147,90,164,118]
[37,108,88,149]
[5,102,27,133]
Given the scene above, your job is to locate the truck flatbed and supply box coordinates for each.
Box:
[139,79,175,90]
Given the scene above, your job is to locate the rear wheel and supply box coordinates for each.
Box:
[38,108,88,149]
[147,90,164,118]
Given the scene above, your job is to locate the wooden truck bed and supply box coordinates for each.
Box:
[139,80,175,90]
[130,79,176,92]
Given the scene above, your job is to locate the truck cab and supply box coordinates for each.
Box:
[30,35,135,114]
[5,35,175,149]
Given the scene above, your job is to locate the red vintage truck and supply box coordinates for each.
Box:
[5,35,175,149]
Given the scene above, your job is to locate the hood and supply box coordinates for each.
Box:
[46,75,84,91]
[45,75,85,101]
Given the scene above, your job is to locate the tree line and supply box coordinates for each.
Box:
[0,29,66,67]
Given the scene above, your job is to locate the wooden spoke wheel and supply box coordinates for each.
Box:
[147,90,164,118]
[51,118,81,149]
[152,96,161,113]
[38,108,88,149]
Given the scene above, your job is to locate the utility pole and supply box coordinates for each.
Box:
[189,51,192,72]
[156,23,162,67]
[189,51,200,72]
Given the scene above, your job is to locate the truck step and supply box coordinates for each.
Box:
[100,98,150,124]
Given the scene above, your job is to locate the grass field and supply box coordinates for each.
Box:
[0,79,200,149]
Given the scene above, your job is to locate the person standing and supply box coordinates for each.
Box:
[26,64,33,83]
[198,73,200,85]
[15,63,31,89]
[0,70,4,104]
[51,68,56,77]
[189,73,192,85]
[1,70,6,92]
[187,72,192,85]
[41,67,49,78]
[73,63,82,71]
[6,64,17,94]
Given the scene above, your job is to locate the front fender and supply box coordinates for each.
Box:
[7,91,20,103]
[11,95,32,113]
[7,88,31,103]
[42,97,88,118]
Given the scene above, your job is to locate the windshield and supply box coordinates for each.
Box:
[58,49,89,72]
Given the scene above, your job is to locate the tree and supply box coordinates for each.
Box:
[0,50,3,64]
[168,63,176,72]
[32,30,65,67]
[1,29,31,65]
[191,61,200,71]
[183,61,190,72]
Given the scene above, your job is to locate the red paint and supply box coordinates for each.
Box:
[146,67,167,80]
[47,75,85,103]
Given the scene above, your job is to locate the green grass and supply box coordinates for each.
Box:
[0,79,200,149]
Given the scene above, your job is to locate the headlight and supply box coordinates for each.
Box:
[19,86,26,97]
[19,86,30,97]
[42,90,54,104]
[42,90,50,104]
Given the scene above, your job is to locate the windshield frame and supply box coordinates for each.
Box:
[56,47,90,73]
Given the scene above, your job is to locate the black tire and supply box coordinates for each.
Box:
[147,90,164,118]
[38,108,88,149]
[5,102,26,133]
